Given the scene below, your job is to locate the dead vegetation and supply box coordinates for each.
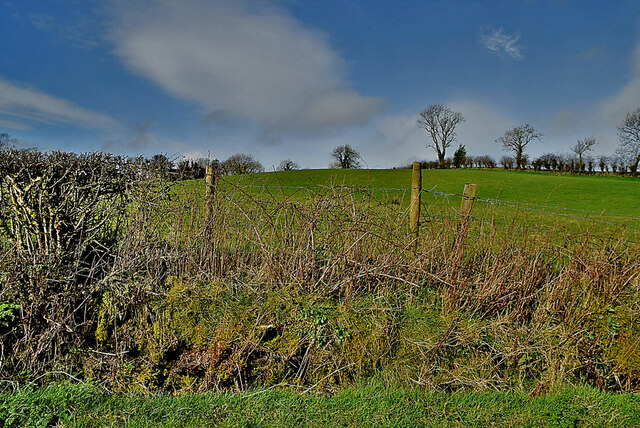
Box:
[1,148,639,394]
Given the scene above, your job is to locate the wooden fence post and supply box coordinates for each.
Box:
[204,165,216,229]
[410,162,422,255]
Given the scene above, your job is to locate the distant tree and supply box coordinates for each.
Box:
[571,137,597,172]
[611,156,620,174]
[222,153,264,175]
[474,155,496,168]
[0,133,17,149]
[496,124,542,170]
[417,104,465,168]
[330,145,362,169]
[500,156,515,170]
[617,108,640,174]
[532,157,543,171]
[599,156,609,173]
[452,145,467,168]
[586,156,595,174]
[464,155,474,168]
[148,154,174,178]
[536,153,557,171]
[277,159,300,171]
[177,157,214,179]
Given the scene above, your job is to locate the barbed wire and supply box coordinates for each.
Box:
[190,180,640,230]
[475,197,640,220]
[478,203,640,229]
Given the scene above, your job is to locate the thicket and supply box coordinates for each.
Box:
[0,148,168,381]
[0,147,639,396]
[403,151,640,175]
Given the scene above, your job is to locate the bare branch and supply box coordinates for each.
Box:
[417,105,465,168]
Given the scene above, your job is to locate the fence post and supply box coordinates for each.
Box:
[410,162,422,255]
[456,183,477,242]
[204,165,216,229]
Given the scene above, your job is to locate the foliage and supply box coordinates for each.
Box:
[0,303,19,329]
[1,163,640,396]
[0,147,167,377]
[452,145,467,168]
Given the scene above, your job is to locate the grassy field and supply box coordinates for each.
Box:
[2,381,640,427]
[222,168,640,239]
[233,168,640,214]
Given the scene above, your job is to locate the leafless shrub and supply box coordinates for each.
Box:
[0,147,171,376]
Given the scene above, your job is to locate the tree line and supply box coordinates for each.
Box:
[414,105,640,174]
[3,103,639,176]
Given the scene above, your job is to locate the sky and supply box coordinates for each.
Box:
[1,0,640,169]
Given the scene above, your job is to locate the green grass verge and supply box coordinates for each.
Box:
[2,381,639,427]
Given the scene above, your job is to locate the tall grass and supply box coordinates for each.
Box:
[74,177,640,394]
[1,160,639,394]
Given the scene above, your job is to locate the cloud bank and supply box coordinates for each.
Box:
[0,77,118,130]
[108,0,382,137]
[481,27,523,60]
[600,42,640,126]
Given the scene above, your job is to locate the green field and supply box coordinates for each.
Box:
[223,168,640,239]
[232,168,640,213]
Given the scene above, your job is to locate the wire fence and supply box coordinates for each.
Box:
[176,176,640,244]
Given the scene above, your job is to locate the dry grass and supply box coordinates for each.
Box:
[2,174,640,393]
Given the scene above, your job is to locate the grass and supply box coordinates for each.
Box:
[3,166,640,425]
[2,380,640,427]
[222,168,640,238]
[234,168,640,214]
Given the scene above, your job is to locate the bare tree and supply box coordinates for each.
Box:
[617,108,640,174]
[330,145,362,169]
[0,133,17,149]
[496,124,542,170]
[417,105,465,168]
[571,137,597,172]
[276,159,300,171]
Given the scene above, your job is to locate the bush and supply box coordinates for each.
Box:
[0,148,163,377]
[221,153,264,175]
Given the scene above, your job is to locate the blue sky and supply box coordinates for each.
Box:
[1,0,640,168]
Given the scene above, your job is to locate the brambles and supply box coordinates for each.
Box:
[0,147,170,377]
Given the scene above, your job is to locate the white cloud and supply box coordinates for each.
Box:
[0,77,118,130]
[108,0,382,137]
[0,118,30,131]
[481,27,523,60]
[600,42,640,126]
[276,100,518,169]
[454,100,514,150]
